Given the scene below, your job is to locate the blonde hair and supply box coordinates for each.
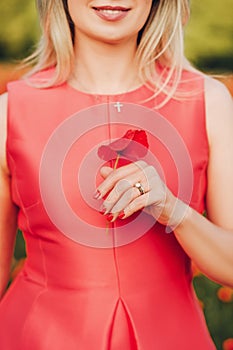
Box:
[26,0,192,105]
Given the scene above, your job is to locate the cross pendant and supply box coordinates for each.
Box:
[114,102,123,113]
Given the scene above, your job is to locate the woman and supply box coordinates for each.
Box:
[0,0,232,349]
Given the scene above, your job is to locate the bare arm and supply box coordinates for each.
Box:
[173,77,233,286]
[0,93,18,299]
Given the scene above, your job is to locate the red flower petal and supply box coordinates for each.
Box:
[98,129,149,162]
[108,137,132,152]
[133,130,149,149]
[123,130,149,159]
[97,145,118,161]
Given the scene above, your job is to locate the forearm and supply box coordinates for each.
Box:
[173,202,233,287]
[0,228,17,299]
[0,204,18,299]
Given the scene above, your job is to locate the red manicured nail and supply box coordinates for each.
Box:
[99,204,107,215]
[118,211,125,219]
[106,214,114,222]
[99,208,105,215]
[93,190,101,199]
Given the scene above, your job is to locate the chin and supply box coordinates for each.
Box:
[92,31,137,45]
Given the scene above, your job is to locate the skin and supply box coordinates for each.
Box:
[68,0,152,45]
[68,0,152,94]
[0,0,233,298]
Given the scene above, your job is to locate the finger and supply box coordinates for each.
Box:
[105,187,148,222]
[119,189,165,220]
[100,166,114,179]
[103,174,151,214]
[102,178,133,213]
[120,192,150,219]
[106,170,167,221]
[96,161,148,199]
[110,185,147,215]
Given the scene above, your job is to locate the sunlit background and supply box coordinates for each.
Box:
[0,1,233,349]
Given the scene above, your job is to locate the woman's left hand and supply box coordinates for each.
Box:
[94,160,187,229]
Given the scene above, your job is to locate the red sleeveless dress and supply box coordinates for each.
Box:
[0,68,216,349]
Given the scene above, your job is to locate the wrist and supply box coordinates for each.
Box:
[165,198,190,233]
[157,192,190,233]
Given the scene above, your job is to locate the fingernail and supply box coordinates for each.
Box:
[106,214,114,222]
[99,206,106,215]
[118,211,125,219]
[99,204,109,215]
[93,190,101,199]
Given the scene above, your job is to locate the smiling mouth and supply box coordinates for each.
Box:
[92,5,130,21]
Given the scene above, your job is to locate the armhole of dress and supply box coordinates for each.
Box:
[5,86,12,176]
[201,75,211,213]
[201,75,210,159]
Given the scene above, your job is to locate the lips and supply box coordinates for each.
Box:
[92,5,130,21]
[93,5,130,11]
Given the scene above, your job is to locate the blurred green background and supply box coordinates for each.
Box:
[1,1,233,350]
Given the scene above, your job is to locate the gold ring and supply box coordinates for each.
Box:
[134,182,145,195]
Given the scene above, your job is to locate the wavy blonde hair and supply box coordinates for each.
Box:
[26,0,192,105]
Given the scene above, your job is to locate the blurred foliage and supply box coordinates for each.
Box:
[193,275,233,350]
[0,0,232,72]
[184,0,233,72]
[0,0,40,61]
[14,230,26,260]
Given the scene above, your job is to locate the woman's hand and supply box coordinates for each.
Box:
[95,160,188,230]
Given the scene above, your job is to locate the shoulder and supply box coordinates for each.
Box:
[204,75,233,144]
[205,75,232,105]
[0,93,8,132]
[0,93,9,174]
[177,65,205,94]
[7,67,56,92]
[7,67,60,109]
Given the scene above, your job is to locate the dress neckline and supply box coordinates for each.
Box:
[64,79,152,101]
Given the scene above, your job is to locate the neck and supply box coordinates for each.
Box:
[69,37,141,94]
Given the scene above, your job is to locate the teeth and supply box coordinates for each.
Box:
[101,9,122,14]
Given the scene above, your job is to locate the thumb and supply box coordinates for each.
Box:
[100,166,114,179]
